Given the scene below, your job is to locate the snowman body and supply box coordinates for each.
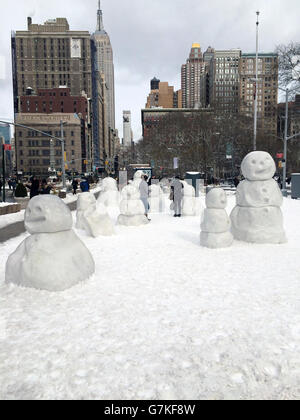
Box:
[149,184,164,213]
[6,195,95,291]
[230,151,286,244]
[182,184,197,216]
[200,188,233,248]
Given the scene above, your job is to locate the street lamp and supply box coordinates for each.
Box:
[253,11,260,151]
[278,86,300,196]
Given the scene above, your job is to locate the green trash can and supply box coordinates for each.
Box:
[185,172,202,196]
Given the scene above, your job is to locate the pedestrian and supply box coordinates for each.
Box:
[72,179,79,195]
[170,176,184,217]
[8,179,12,190]
[234,176,240,188]
[11,179,17,195]
[27,176,40,199]
[139,174,150,220]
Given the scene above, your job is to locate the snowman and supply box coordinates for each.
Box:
[131,170,145,190]
[76,192,114,237]
[5,195,95,292]
[149,184,164,213]
[76,192,97,230]
[118,185,149,226]
[200,188,233,248]
[97,177,120,208]
[231,151,286,244]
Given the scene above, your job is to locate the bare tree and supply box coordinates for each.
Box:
[276,42,300,91]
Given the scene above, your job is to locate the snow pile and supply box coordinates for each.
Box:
[0,195,299,399]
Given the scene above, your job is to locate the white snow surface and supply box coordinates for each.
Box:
[0,194,300,400]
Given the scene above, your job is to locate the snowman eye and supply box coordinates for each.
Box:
[36,206,42,212]
[252,160,256,164]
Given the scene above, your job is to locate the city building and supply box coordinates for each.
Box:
[181,43,206,108]
[123,110,132,147]
[146,81,182,109]
[239,53,278,132]
[11,17,92,113]
[11,17,94,174]
[210,49,241,113]
[15,113,85,176]
[92,1,115,130]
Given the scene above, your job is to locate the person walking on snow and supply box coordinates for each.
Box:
[170,176,184,217]
[139,175,150,220]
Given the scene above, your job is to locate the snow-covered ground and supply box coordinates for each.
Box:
[0,194,299,400]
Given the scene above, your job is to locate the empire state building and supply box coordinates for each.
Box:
[92,1,115,130]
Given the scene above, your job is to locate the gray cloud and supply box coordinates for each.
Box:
[1,0,299,140]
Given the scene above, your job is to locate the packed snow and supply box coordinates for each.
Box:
[0,193,299,400]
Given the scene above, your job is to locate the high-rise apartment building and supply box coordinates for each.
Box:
[11,17,92,113]
[181,43,206,108]
[239,53,278,132]
[92,1,115,130]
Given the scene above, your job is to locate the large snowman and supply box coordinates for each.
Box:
[118,185,149,226]
[231,151,286,244]
[6,195,95,292]
[200,188,233,248]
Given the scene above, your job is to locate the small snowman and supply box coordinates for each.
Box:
[76,192,114,237]
[97,177,120,209]
[182,183,201,216]
[6,195,95,292]
[118,185,149,226]
[231,151,286,244]
[76,192,97,230]
[200,188,233,248]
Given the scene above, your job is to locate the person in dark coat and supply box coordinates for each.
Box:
[234,177,240,188]
[72,179,79,195]
[28,176,40,199]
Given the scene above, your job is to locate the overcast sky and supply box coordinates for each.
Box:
[0,0,299,141]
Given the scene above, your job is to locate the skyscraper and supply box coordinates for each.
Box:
[92,1,115,130]
[123,111,132,147]
[181,43,206,108]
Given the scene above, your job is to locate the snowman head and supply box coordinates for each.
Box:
[206,188,227,209]
[77,192,96,211]
[134,170,144,181]
[102,177,118,192]
[25,195,73,234]
[241,151,276,181]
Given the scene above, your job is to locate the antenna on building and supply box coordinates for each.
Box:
[97,0,104,31]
